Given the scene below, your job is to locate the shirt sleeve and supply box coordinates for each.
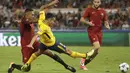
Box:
[37,24,46,35]
[82,8,90,19]
[39,11,45,21]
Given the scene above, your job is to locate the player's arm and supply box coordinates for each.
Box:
[80,17,94,26]
[27,33,40,49]
[39,11,46,21]
[40,0,59,11]
[27,25,45,49]
[104,21,110,30]
[39,0,58,21]
[103,11,110,30]
[28,34,39,49]
[80,8,94,26]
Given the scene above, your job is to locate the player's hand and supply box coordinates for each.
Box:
[89,21,95,26]
[54,0,59,3]
[105,21,110,30]
[105,25,110,30]
[106,26,110,30]
[27,44,34,49]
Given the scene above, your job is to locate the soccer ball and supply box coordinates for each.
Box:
[119,62,129,73]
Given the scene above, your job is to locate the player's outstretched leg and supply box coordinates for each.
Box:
[50,54,76,72]
[80,49,98,70]
[8,62,15,73]
[8,62,23,73]
[65,65,76,72]
[85,49,98,65]
[21,50,76,72]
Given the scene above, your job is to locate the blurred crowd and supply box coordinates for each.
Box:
[0,0,129,8]
[0,0,130,30]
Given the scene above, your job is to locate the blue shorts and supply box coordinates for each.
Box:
[39,41,66,53]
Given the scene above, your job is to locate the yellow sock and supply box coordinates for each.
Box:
[70,51,86,58]
[26,53,37,65]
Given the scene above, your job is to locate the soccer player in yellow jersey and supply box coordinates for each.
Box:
[18,0,79,72]
[21,13,95,72]
[8,0,78,73]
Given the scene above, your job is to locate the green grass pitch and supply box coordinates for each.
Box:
[0,46,130,73]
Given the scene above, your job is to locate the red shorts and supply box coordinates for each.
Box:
[88,32,102,45]
[21,41,40,63]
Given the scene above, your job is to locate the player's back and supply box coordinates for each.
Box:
[20,17,35,46]
[37,21,55,46]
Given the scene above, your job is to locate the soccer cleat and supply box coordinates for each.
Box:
[8,62,15,73]
[65,65,76,72]
[21,63,30,72]
[80,58,88,70]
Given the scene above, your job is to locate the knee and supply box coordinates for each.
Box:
[94,45,100,49]
[35,50,42,56]
[44,50,54,57]
[93,41,101,49]
[65,48,72,55]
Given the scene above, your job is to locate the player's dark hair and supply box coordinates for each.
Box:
[25,8,33,13]
[46,13,55,19]
[92,0,102,2]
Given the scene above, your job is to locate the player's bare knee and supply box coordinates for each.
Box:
[65,48,72,55]
[35,50,42,56]
[94,45,100,49]
[44,50,54,57]
[93,42,101,49]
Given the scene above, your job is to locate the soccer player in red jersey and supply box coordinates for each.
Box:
[8,0,76,73]
[80,0,110,70]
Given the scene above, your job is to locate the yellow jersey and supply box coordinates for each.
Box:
[38,10,46,29]
[39,10,45,21]
[37,11,56,46]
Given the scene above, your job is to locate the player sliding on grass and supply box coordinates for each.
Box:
[21,13,95,72]
[8,0,78,73]
[80,0,110,70]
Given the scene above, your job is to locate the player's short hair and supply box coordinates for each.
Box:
[46,13,55,19]
[92,0,102,2]
[25,8,33,13]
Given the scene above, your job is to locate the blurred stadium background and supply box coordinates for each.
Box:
[0,0,130,73]
[0,0,130,46]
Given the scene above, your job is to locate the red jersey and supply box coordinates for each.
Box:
[83,7,107,33]
[20,17,35,46]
